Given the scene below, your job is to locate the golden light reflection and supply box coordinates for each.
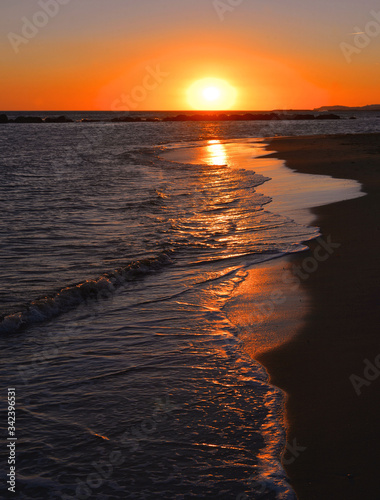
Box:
[225,261,309,359]
[92,432,110,441]
[205,140,228,166]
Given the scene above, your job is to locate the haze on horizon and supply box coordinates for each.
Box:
[0,0,379,111]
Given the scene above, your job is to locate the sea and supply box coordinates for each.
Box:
[0,111,379,499]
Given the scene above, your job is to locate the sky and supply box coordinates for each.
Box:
[0,0,379,110]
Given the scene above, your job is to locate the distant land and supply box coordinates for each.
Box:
[314,104,380,111]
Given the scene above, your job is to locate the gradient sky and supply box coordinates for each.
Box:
[1,0,379,110]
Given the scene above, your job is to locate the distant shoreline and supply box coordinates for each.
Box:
[0,111,346,124]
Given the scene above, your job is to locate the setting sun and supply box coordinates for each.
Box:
[187,78,237,110]
[203,87,221,102]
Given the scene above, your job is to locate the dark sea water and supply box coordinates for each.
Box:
[0,114,376,499]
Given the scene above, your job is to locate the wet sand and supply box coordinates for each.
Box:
[163,134,380,498]
[258,134,380,499]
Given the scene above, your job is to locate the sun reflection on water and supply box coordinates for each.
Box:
[205,140,228,166]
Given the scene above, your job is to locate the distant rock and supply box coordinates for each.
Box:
[163,114,190,122]
[253,113,280,120]
[317,113,341,120]
[44,115,73,123]
[0,114,74,124]
[290,114,316,120]
[240,113,255,120]
[163,112,283,122]
[111,116,143,122]
[15,116,43,123]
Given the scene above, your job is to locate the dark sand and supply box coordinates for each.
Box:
[258,134,380,499]
[163,134,380,498]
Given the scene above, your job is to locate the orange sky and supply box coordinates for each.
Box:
[1,1,379,110]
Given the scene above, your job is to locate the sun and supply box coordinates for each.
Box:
[187,78,237,110]
[203,87,221,102]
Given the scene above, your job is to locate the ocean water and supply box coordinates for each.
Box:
[0,116,374,499]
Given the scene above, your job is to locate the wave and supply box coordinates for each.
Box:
[0,251,174,335]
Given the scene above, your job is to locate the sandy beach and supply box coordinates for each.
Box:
[163,133,380,498]
[256,134,380,499]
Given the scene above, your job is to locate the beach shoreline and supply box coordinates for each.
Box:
[256,133,380,499]
[162,134,380,498]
